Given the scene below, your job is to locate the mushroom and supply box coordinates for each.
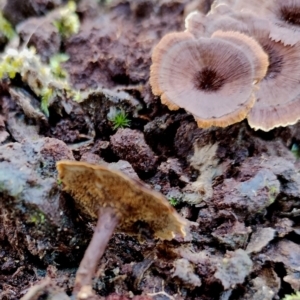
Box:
[150,31,256,128]
[210,0,300,46]
[247,38,300,131]
[211,30,269,83]
[56,160,189,294]
[214,11,300,131]
[261,0,300,46]
[183,0,214,17]
[213,0,300,46]
[185,10,248,39]
[210,0,265,14]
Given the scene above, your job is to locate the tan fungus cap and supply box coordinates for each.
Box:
[56,160,188,240]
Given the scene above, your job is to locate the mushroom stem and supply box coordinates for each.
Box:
[73,207,119,294]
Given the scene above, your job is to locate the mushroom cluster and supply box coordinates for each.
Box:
[150,0,300,131]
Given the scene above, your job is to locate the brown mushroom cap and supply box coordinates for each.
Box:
[150,32,255,128]
[211,30,269,82]
[56,160,188,240]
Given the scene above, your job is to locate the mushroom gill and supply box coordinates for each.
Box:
[211,0,300,46]
[221,13,300,131]
[150,31,194,109]
[263,0,300,46]
[211,30,269,83]
[247,39,300,131]
[150,32,256,128]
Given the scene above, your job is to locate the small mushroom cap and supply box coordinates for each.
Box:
[221,12,300,131]
[262,0,300,46]
[185,11,205,38]
[209,0,300,46]
[150,33,256,128]
[210,2,235,15]
[211,30,269,82]
[185,10,248,38]
[183,0,214,17]
[247,40,300,131]
[211,0,265,14]
[56,160,188,240]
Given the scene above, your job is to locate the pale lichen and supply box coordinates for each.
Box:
[0,47,77,116]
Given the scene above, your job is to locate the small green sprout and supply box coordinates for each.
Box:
[282,292,300,300]
[29,212,46,225]
[0,12,15,40]
[57,178,62,185]
[168,197,179,207]
[108,107,131,130]
[53,1,80,38]
[73,90,83,102]
[0,48,24,79]
[49,53,69,78]
[41,87,56,117]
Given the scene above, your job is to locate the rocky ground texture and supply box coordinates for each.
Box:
[1,0,300,299]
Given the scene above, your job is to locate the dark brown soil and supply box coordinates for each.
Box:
[1,0,300,299]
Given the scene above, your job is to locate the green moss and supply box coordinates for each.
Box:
[29,211,46,225]
[0,47,81,117]
[108,108,131,130]
[0,12,15,40]
[53,2,80,39]
[282,292,300,300]
[49,53,69,79]
[267,184,279,204]
[72,90,83,102]
[168,197,179,207]
[41,87,56,117]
